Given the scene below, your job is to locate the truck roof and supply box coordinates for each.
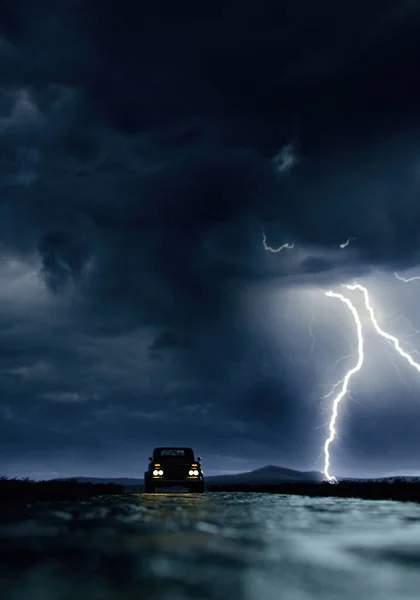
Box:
[153,447,193,451]
[153,447,195,458]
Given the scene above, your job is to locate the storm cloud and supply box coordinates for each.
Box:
[1,1,420,477]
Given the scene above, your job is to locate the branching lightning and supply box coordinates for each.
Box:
[321,354,353,400]
[323,283,420,481]
[260,228,420,482]
[383,344,413,396]
[344,284,420,373]
[262,231,294,253]
[323,291,364,482]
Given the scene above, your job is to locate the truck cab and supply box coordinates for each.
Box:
[144,447,205,493]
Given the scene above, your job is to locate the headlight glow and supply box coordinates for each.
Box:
[153,469,159,476]
[158,469,163,476]
[193,469,199,476]
[188,469,194,476]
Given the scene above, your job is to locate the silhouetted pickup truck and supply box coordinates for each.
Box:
[144,447,205,493]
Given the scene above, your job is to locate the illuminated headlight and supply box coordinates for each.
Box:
[193,469,199,476]
[188,470,194,476]
[158,470,163,476]
[153,469,159,476]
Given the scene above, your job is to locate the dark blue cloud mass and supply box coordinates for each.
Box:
[1,0,420,478]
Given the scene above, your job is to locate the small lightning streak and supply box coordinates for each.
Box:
[323,291,364,483]
[345,284,420,373]
[262,231,294,253]
[340,237,355,249]
[321,378,345,401]
[321,354,353,399]
[394,272,420,283]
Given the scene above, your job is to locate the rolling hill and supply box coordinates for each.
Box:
[53,465,323,486]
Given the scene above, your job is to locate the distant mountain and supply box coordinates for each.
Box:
[206,465,323,485]
[51,470,420,487]
[52,465,323,486]
[346,476,420,483]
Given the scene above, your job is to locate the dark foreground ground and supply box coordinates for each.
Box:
[2,477,420,506]
[1,492,420,600]
[206,480,420,503]
[0,477,123,505]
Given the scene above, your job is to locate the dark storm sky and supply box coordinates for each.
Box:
[1,0,420,479]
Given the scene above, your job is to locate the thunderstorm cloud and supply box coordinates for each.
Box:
[1,0,420,478]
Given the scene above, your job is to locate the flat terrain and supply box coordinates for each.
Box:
[206,479,420,502]
[1,492,420,599]
[0,477,122,504]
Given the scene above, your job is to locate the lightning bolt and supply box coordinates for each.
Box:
[323,291,364,482]
[322,283,420,482]
[394,272,420,283]
[345,284,420,373]
[260,228,420,482]
[262,231,294,253]
[340,237,355,249]
[383,344,413,396]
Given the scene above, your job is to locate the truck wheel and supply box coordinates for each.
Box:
[144,473,154,493]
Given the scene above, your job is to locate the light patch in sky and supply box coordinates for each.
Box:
[41,391,97,403]
[0,88,43,131]
[0,256,49,307]
[7,361,56,382]
[272,142,298,174]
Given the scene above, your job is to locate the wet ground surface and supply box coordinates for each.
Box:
[1,492,420,599]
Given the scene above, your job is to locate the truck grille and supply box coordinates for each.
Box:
[164,465,189,479]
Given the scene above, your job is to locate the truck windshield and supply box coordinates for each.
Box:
[154,448,194,460]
